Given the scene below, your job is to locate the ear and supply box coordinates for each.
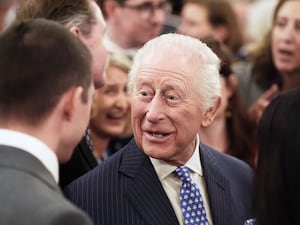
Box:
[70,26,82,38]
[225,73,238,98]
[62,87,84,122]
[201,97,221,127]
[103,0,119,19]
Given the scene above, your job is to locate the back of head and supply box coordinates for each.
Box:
[15,0,97,36]
[0,18,92,126]
[255,87,300,224]
[128,33,221,110]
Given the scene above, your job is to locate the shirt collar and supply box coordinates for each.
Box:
[103,32,138,59]
[0,129,59,183]
[150,134,203,180]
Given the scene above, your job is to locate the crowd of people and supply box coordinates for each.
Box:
[1,0,300,225]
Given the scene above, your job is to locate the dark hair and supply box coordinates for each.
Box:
[202,37,257,169]
[208,0,243,54]
[182,0,243,54]
[97,0,125,18]
[0,19,92,125]
[251,0,289,90]
[254,87,300,225]
[16,0,97,37]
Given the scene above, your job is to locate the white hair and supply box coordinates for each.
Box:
[128,33,221,110]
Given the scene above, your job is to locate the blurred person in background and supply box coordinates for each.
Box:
[98,0,166,59]
[0,0,17,31]
[177,0,244,60]
[89,53,131,163]
[199,37,257,170]
[15,0,108,189]
[233,0,300,124]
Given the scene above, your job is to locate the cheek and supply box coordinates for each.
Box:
[271,31,279,56]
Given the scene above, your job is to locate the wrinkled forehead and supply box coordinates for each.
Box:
[138,47,197,72]
[136,54,198,88]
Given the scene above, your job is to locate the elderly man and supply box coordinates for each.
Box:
[16,0,108,188]
[0,19,94,225]
[65,33,253,225]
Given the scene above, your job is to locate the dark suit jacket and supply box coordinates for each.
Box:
[0,145,93,225]
[59,136,98,189]
[65,139,253,225]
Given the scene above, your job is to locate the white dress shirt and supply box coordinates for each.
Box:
[150,135,214,225]
[0,129,59,183]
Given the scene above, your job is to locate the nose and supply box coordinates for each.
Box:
[279,23,295,43]
[146,94,164,123]
[115,93,130,110]
[151,6,166,25]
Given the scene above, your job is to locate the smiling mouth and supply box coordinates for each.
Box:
[148,132,168,138]
[278,49,293,57]
[107,113,127,120]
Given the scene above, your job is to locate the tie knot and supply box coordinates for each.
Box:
[175,166,192,182]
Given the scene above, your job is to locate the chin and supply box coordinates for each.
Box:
[106,128,125,137]
[57,142,77,163]
[58,152,73,164]
[142,145,169,159]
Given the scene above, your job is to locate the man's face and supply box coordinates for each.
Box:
[131,51,205,166]
[80,1,108,88]
[113,0,166,48]
[177,3,213,39]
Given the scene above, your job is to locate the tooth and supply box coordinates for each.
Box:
[152,133,164,138]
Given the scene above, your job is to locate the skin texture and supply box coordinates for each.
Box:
[90,65,130,138]
[105,0,166,48]
[76,1,108,88]
[177,2,213,39]
[131,51,207,166]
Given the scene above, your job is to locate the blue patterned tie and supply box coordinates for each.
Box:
[175,166,208,225]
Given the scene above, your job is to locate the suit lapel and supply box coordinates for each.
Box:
[200,144,233,225]
[119,140,180,225]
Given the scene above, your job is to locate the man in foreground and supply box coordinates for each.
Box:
[0,19,94,225]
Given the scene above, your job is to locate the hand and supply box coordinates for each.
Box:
[248,84,279,125]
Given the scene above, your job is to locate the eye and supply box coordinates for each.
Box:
[295,21,300,31]
[139,91,148,96]
[104,86,116,95]
[135,2,153,12]
[164,91,181,105]
[167,95,176,100]
[274,18,287,28]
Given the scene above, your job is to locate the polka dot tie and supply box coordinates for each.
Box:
[175,166,208,225]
